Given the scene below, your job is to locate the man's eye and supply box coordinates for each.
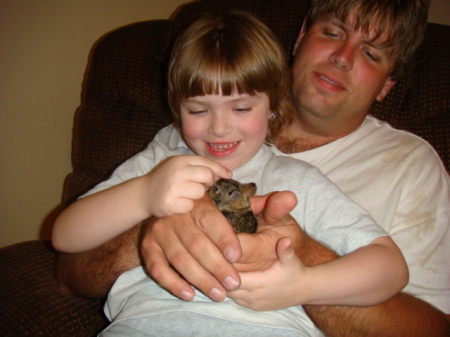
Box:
[325,31,338,38]
[323,27,342,38]
[364,51,379,62]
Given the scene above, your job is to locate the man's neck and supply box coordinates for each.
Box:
[275,115,357,154]
[275,134,338,153]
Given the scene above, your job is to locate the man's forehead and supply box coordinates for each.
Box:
[326,12,396,50]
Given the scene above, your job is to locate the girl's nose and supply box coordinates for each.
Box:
[209,113,233,137]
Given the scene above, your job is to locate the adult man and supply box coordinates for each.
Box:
[56,0,450,335]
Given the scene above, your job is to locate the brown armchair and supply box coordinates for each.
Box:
[1,0,449,336]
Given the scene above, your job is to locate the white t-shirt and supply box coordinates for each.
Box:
[153,115,450,314]
[94,139,387,335]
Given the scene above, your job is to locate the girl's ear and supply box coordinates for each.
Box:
[293,19,307,56]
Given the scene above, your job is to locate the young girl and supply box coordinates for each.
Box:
[52,10,408,336]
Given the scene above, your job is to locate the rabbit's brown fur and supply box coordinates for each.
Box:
[209,179,258,234]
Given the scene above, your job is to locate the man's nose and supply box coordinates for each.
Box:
[330,42,354,71]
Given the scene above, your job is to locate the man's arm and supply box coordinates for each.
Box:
[55,222,142,299]
[247,192,449,335]
[138,191,449,335]
[305,293,450,337]
[298,235,450,337]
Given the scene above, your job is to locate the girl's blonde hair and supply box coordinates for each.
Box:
[168,10,294,142]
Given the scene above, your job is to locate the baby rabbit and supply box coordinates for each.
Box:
[209,178,258,234]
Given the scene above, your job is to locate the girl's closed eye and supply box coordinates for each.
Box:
[181,100,208,115]
[234,107,252,113]
[188,109,208,115]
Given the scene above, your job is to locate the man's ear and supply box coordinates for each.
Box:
[293,19,307,56]
[376,77,396,102]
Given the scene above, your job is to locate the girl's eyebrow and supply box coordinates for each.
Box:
[183,98,204,103]
[184,94,258,104]
[229,96,259,103]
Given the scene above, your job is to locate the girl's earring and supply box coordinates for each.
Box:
[269,112,276,119]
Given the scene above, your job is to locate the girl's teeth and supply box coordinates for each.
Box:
[209,142,237,151]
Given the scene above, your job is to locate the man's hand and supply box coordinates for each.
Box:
[234,190,300,273]
[140,193,242,302]
[140,190,301,302]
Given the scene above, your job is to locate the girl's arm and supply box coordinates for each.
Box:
[230,235,408,310]
[52,175,154,253]
[52,155,231,253]
[299,235,408,306]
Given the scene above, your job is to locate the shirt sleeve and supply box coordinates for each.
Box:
[81,141,191,198]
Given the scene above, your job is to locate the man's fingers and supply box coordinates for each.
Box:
[176,210,241,293]
[142,238,195,301]
[252,191,297,226]
[191,193,242,264]
[140,217,196,300]
[143,213,241,301]
[276,237,294,264]
[161,236,228,301]
[185,194,242,291]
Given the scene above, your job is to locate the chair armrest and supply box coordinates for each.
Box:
[0,240,107,336]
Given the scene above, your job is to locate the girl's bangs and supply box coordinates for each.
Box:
[180,62,258,98]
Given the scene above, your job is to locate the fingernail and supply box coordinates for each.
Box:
[223,276,239,291]
[210,287,225,301]
[224,247,237,262]
[180,290,194,301]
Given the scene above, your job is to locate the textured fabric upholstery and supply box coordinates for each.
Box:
[0,241,105,336]
[63,20,174,206]
[1,0,448,335]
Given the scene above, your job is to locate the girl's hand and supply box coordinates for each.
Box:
[144,155,231,217]
[228,237,309,311]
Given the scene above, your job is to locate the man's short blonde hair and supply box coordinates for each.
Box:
[305,0,430,80]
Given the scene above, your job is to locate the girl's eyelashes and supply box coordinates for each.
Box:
[185,107,252,114]
[188,110,207,115]
[234,107,252,113]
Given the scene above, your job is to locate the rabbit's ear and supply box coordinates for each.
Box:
[242,183,257,197]
[230,190,242,200]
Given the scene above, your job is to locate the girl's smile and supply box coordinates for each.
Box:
[180,91,271,170]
